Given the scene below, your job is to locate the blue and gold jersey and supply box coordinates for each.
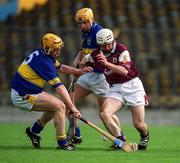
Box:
[11,48,63,96]
[81,22,102,56]
[81,22,103,73]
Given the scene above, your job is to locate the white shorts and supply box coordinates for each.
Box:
[76,72,110,97]
[11,89,40,111]
[104,77,148,106]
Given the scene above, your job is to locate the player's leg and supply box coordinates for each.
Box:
[25,111,54,148]
[111,114,126,141]
[130,105,149,150]
[112,114,120,127]
[67,83,91,144]
[125,77,149,150]
[97,97,125,140]
[99,97,125,141]
[96,95,122,132]
[27,92,74,150]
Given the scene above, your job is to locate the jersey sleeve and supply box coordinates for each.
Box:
[30,58,63,88]
[54,59,62,69]
[118,50,131,63]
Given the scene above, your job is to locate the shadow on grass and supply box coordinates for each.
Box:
[0,145,110,152]
[77,146,111,152]
[0,145,55,151]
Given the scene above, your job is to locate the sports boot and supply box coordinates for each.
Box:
[69,136,82,145]
[57,142,75,151]
[26,127,41,148]
[138,132,150,150]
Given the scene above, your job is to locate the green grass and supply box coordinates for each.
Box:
[0,123,179,163]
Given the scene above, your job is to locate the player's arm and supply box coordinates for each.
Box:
[37,61,81,117]
[55,84,81,117]
[96,53,128,76]
[59,64,93,75]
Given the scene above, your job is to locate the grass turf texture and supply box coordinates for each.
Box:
[0,123,179,163]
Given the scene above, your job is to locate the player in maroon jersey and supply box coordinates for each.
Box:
[82,28,149,150]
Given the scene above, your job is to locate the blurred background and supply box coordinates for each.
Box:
[0,0,179,124]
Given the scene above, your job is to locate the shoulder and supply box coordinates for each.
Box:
[25,48,45,66]
[34,49,54,66]
[115,42,128,53]
[33,48,48,60]
[91,22,102,34]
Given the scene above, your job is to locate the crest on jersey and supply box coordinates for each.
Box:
[87,38,91,46]
[112,57,117,63]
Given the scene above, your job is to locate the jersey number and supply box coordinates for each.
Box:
[24,51,39,64]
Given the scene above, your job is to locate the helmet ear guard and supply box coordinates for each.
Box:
[96,28,114,45]
[75,8,94,24]
[42,33,64,55]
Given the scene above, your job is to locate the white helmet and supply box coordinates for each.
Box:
[96,28,114,45]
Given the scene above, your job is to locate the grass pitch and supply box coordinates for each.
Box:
[0,123,179,163]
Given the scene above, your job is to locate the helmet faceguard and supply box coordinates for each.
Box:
[42,33,64,56]
[75,8,94,24]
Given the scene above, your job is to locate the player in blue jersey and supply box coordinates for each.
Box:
[11,33,92,150]
[67,8,125,145]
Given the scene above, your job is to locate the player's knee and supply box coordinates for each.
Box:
[54,101,66,113]
[99,110,111,121]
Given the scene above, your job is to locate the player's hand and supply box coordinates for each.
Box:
[73,111,81,118]
[71,107,81,118]
[82,66,93,73]
[96,54,108,66]
[77,66,93,75]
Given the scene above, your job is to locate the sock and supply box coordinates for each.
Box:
[31,120,44,134]
[57,134,67,147]
[116,131,126,142]
[120,131,126,141]
[140,131,149,138]
[75,127,81,137]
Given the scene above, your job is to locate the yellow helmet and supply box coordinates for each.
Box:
[42,33,64,55]
[75,8,94,23]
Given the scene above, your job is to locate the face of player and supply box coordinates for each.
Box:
[100,42,113,53]
[49,48,61,58]
[77,21,92,32]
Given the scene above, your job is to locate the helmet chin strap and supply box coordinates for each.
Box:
[47,47,51,55]
[90,20,93,26]
[43,47,52,55]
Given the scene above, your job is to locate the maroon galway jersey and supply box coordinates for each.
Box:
[91,42,139,84]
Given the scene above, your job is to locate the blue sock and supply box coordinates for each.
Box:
[57,138,67,147]
[75,127,81,137]
[31,120,44,134]
[57,134,67,147]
